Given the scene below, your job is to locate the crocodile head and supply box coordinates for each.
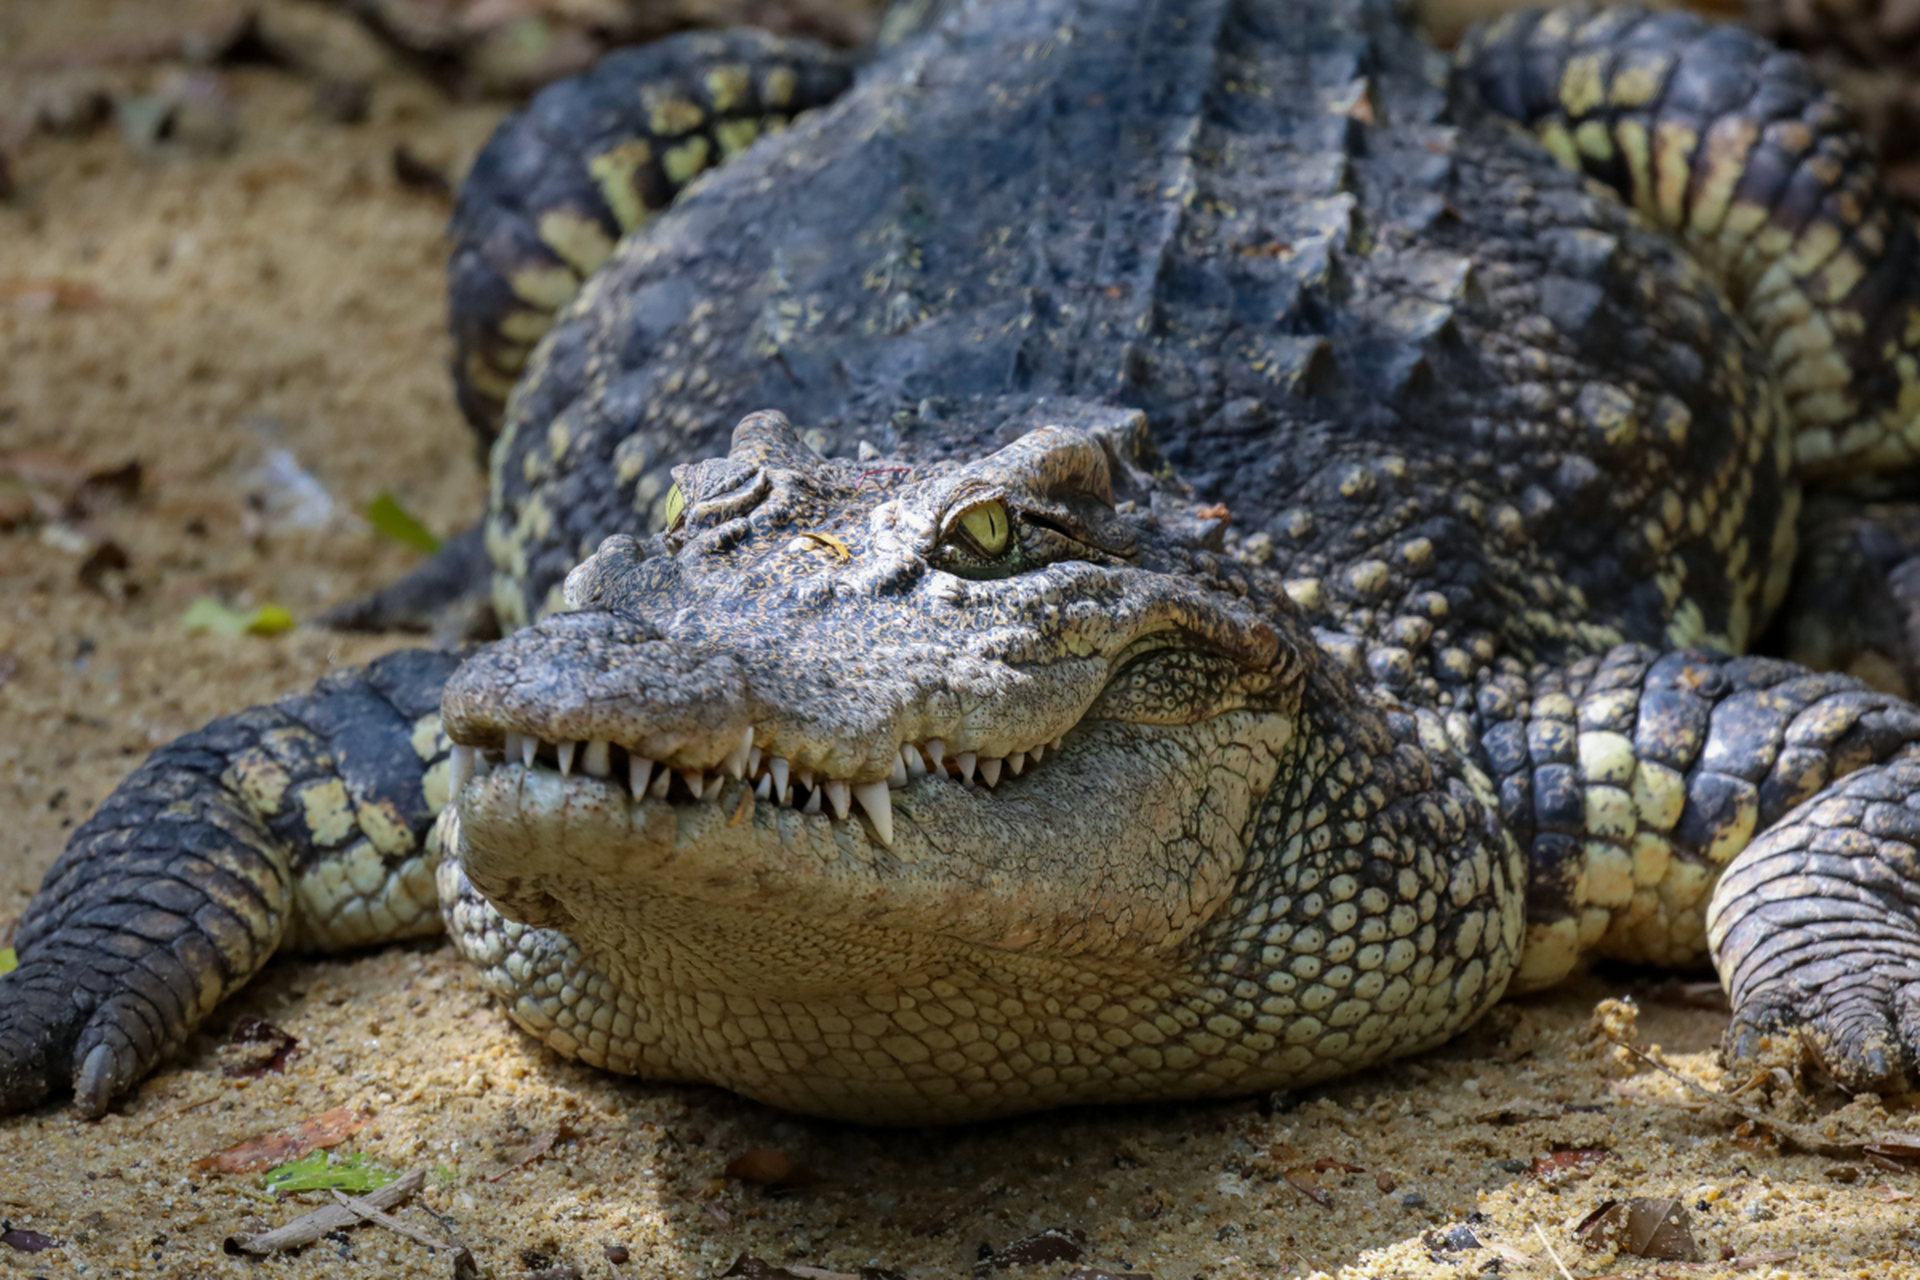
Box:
[440,408,1314,1118]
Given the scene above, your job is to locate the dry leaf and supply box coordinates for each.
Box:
[989,1227,1085,1269]
[195,1106,372,1174]
[724,1148,806,1187]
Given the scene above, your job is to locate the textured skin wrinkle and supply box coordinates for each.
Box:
[15,0,1920,1120]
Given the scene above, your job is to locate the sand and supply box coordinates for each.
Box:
[1,3,1916,1277]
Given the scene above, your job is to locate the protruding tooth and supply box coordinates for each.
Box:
[747,745,762,777]
[978,757,1001,787]
[955,751,977,784]
[801,786,823,815]
[1006,751,1025,776]
[1051,736,1063,751]
[823,779,850,820]
[521,735,538,769]
[473,749,493,777]
[889,752,908,788]
[726,726,754,779]
[702,772,726,801]
[925,739,945,774]
[755,775,772,800]
[1029,743,1044,765]
[648,766,672,799]
[903,744,927,779]
[796,767,815,790]
[557,740,577,776]
[630,755,655,796]
[853,780,893,846]
[770,757,790,798]
[680,769,704,798]
[583,739,611,778]
[448,745,474,793]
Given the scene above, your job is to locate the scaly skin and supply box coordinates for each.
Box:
[8,0,1920,1121]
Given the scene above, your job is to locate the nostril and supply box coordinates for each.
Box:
[563,534,647,610]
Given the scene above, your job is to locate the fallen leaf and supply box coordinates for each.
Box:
[1,1228,61,1252]
[1729,1250,1802,1271]
[724,1148,807,1188]
[366,491,440,553]
[221,1014,299,1077]
[1872,1184,1914,1202]
[1581,1197,1700,1262]
[261,1150,401,1195]
[1529,1148,1610,1180]
[719,1258,805,1280]
[0,947,14,975]
[990,1227,1085,1269]
[0,278,107,311]
[195,1106,373,1174]
[1866,1134,1920,1166]
[181,597,296,638]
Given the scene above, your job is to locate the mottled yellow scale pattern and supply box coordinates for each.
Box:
[1462,4,1920,476]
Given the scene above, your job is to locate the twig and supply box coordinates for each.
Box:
[1601,1035,1858,1158]
[223,1168,425,1256]
[330,1187,449,1250]
[1533,1223,1575,1280]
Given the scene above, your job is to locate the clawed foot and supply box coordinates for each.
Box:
[0,949,186,1117]
[1709,757,1920,1093]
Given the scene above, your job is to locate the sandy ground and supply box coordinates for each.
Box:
[2,2,1919,1278]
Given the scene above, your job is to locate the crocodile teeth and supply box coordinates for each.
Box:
[978,756,1001,787]
[1028,743,1044,765]
[702,772,727,801]
[823,778,850,820]
[770,756,790,799]
[1006,751,1025,776]
[448,744,474,793]
[852,780,893,846]
[556,740,576,776]
[801,786,823,815]
[725,726,754,779]
[924,739,945,773]
[889,752,908,788]
[954,751,977,785]
[583,739,611,778]
[755,775,772,800]
[648,767,672,799]
[630,755,655,796]
[520,734,537,769]
[903,744,927,779]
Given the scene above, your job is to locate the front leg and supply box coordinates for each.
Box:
[1709,756,1920,1089]
[1476,645,1920,976]
[0,649,461,1116]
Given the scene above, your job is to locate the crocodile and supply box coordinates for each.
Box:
[6,0,1920,1124]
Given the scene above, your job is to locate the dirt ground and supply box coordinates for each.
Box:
[2,2,1919,1278]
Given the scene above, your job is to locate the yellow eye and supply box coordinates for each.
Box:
[663,483,686,529]
[957,500,1010,555]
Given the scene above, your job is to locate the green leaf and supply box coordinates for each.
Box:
[181,598,296,638]
[261,1150,401,1195]
[0,948,16,975]
[366,492,440,554]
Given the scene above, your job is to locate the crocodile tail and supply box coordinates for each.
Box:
[1457,3,1920,479]
[446,30,856,453]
